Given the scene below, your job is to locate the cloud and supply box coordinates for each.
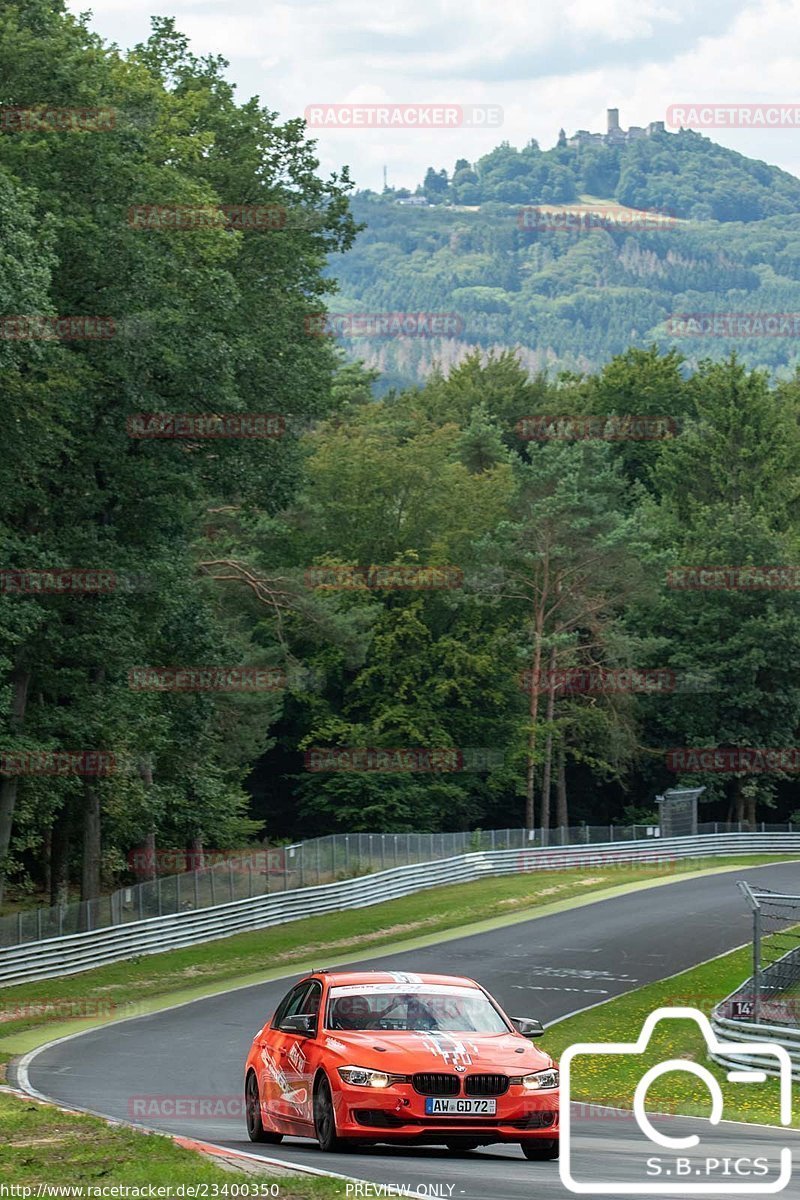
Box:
[66,0,800,188]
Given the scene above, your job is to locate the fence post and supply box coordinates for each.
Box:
[157,877,162,917]
[194,870,200,909]
[17,911,22,945]
[37,907,43,941]
[753,903,762,1023]
[610,824,614,842]
[176,872,181,912]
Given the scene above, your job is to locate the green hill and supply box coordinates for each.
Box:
[327,133,800,390]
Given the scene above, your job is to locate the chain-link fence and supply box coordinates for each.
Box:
[720,883,800,1027]
[1,820,794,949]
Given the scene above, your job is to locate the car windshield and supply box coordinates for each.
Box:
[326,985,510,1033]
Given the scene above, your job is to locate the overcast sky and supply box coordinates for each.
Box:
[67,0,800,192]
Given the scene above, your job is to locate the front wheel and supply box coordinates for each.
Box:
[245,1072,283,1144]
[521,1138,559,1160]
[314,1075,344,1152]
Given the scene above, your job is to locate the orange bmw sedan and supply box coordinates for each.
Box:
[244,969,559,1159]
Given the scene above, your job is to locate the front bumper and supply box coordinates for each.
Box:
[333,1082,560,1143]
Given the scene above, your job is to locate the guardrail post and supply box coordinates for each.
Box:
[753,903,762,1023]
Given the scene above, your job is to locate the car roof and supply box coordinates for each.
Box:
[308,970,481,989]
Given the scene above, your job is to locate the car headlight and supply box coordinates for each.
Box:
[522,1068,559,1090]
[338,1065,391,1088]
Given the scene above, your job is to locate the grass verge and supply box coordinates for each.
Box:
[0,1090,345,1194]
[543,940,792,1127]
[0,855,792,1060]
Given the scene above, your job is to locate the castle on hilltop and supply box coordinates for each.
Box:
[564,109,666,149]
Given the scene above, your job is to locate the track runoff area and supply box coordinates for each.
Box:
[13,859,800,1200]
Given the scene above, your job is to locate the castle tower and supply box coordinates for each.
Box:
[607,108,620,134]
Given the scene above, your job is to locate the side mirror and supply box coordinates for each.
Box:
[279,1013,317,1036]
[511,1016,545,1038]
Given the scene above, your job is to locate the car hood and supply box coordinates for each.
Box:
[319,1029,555,1073]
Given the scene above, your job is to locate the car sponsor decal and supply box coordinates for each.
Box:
[287,1041,307,1073]
[325,1037,348,1053]
[260,1047,290,1094]
[420,1030,480,1069]
[329,983,477,997]
[388,971,424,984]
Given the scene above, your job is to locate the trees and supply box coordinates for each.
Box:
[478,443,644,828]
[0,2,356,900]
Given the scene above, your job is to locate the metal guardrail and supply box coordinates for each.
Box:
[710,886,800,1078]
[710,1008,800,1078]
[2,831,799,988]
[4,820,795,951]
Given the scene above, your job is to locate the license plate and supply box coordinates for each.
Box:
[424,1097,496,1115]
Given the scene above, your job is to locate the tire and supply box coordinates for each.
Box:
[521,1138,559,1160]
[313,1075,344,1152]
[245,1071,283,1144]
[445,1140,480,1153]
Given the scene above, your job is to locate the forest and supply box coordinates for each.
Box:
[2,2,800,908]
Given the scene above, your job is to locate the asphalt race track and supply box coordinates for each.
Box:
[17,861,800,1199]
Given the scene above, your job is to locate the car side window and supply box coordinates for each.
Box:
[271,983,309,1028]
[298,980,322,1019]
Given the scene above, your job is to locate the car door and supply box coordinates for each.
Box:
[264,981,320,1125]
[276,980,323,1127]
[257,983,308,1122]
